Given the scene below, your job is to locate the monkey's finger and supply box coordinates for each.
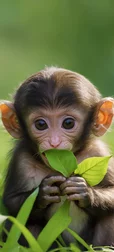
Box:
[43,185,60,195]
[44,176,66,186]
[60,181,76,191]
[43,195,61,204]
[61,186,87,195]
[69,176,86,183]
[60,180,87,191]
[67,192,88,201]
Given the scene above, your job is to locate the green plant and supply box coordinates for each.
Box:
[0,149,113,252]
[45,149,111,186]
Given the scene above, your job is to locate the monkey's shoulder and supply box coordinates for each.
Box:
[7,139,52,186]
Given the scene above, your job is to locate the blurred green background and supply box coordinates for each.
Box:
[0,0,114,174]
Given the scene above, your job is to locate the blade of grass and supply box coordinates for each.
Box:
[66,228,94,252]
[58,235,67,247]
[3,188,38,247]
[49,248,73,252]
[19,247,33,252]
[37,200,71,252]
[70,243,81,252]
[55,240,64,251]
[2,216,43,252]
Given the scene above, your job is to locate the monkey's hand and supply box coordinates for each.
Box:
[37,175,66,209]
[60,176,90,208]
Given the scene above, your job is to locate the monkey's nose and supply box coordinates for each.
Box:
[50,143,60,148]
[49,137,61,148]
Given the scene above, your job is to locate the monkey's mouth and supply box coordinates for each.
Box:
[41,152,49,166]
[41,152,46,159]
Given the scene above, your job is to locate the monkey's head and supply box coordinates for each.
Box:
[0,67,114,155]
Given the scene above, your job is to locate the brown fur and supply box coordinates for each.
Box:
[1,67,114,249]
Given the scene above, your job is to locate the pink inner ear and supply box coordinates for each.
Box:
[100,100,113,110]
[96,111,106,125]
[0,103,22,138]
[0,104,10,117]
[96,100,114,126]
[93,100,114,137]
[0,104,19,128]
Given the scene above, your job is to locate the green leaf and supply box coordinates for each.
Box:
[19,247,33,252]
[67,228,94,251]
[74,156,111,186]
[8,216,42,252]
[53,240,65,252]
[45,149,77,177]
[4,246,22,252]
[70,243,81,252]
[3,188,39,249]
[1,215,43,252]
[58,235,67,247]
[4,246,30,252]
[37,200,71,252]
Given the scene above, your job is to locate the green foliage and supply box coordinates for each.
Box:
[45,149,77,177]
[45,149,111,186]
[37,200,71,251]
[0,189,42,252]
[0,2,114,250]
[2,216,42,252]
[74,156,111,186]
[0,188,114,251]
[67,228,94,252]
[2,188,39,250]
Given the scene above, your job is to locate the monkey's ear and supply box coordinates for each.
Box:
[0,101,22,138]
[92,98,114,136]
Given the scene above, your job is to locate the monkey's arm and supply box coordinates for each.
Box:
[3,150,65,219]
[60,157,114,216]
[60,175,114,218]
[3,163,38,217]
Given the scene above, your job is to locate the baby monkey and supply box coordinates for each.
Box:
[1,67,114,248]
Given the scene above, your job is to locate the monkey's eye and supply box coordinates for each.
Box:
[62,118,75,129]
[34,119,48,130]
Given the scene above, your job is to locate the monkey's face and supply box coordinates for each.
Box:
[1,67,114,163]
[26,106,89,156]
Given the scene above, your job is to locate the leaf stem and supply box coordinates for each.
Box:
[66,228,94,252]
